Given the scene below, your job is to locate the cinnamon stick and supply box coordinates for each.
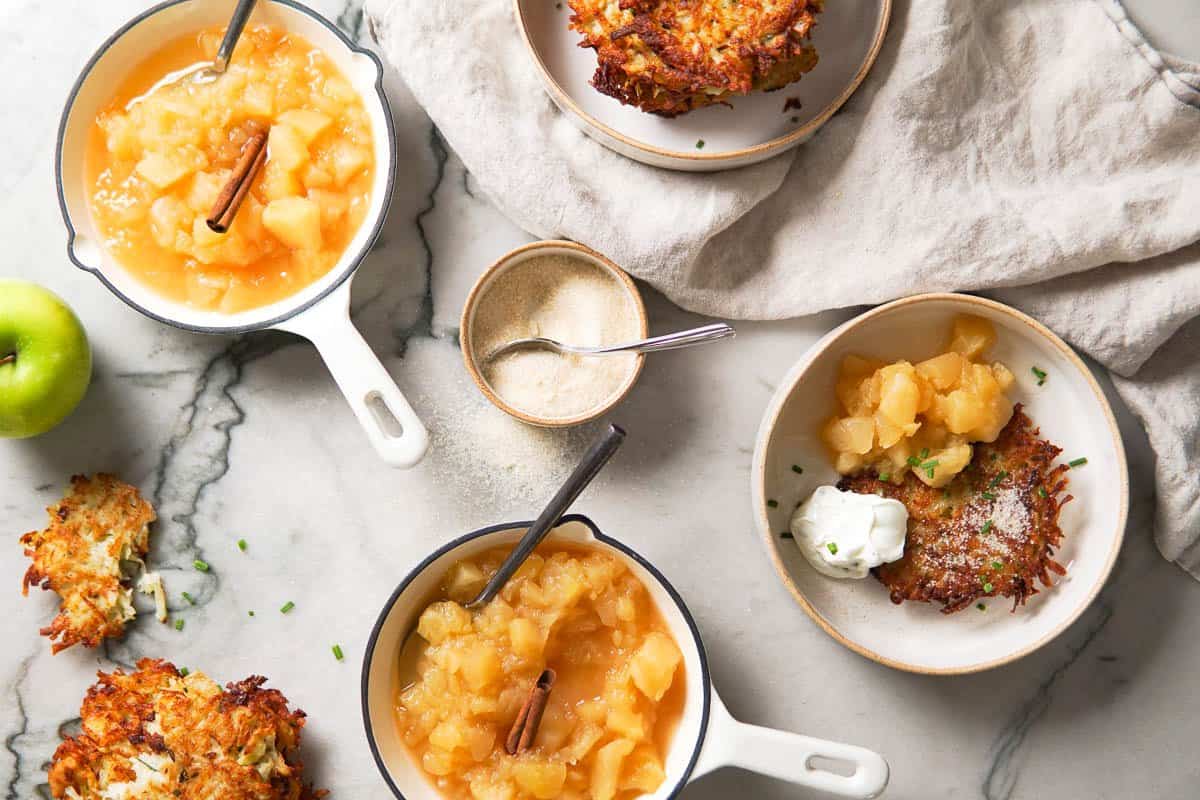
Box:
[206,128,269,233]
[505,669,556,755]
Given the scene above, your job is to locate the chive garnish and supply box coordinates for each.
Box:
[248,610,255,617]
[237,538,247,552]
[791,464,804,474]
[919,448,930,460]
[696,139,705,149]
[991,560,1003,569]
[767,499,779,508]
[981,491,996,500]
[332,644,345,661]
[1031,366,1047,385]
[179,667,189,677]
[1068,457,1088,468]
[192,559,210,572]
[136,756,159,772]
[826,542,838,555]
[878,472,891,481]
[988,470,1007,489]
[1037,486,1048,498]
[280,601,295,614]
[977,603,986,611]
[981,519,994,535]
[983,582,994,593]
[174,619,184,631]
[906,456,921,467]
[921,459,939,479]
[181,591,196,605]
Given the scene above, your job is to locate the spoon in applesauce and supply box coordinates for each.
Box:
[129,0,258,105]
[397,424,625,681]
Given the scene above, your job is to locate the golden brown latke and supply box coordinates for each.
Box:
[839,406,1073,614]
[48,658,323,800]
[568,0,822,116]
[20,474,157,653]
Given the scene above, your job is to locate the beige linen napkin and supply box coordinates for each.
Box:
[367,0,1200,578]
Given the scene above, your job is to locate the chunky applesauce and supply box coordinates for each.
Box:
[397,546,685,800]
[85,25,374,313]
[824,315,1015,487]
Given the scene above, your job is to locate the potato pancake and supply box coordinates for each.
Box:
[839,406,1072,613]
[20,474,157,653]
[568,0,822,116]
[48,659,321,800]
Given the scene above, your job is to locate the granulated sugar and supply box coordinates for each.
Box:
[470,254,640,420]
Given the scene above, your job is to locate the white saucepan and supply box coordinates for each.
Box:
[55,0,428,467]
[362,516,890,799]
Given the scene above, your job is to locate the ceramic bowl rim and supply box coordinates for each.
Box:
[53,0,397,335]
[460,240,649,427]
[359,512,712,800]
[750,292,1130,675]
[511,0,892,167]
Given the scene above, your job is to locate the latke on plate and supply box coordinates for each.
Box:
[839,406,1073,613]
[20,474,160,653]
[568,0,823,116]
[48,659,322,800]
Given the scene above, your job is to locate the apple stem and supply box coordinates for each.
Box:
[0,353,13,367]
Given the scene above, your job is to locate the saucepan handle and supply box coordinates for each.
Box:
[276,281,428,468]
[691,689,889,798]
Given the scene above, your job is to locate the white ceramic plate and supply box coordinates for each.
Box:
[751,294,1128,674]
[514,0,891,171]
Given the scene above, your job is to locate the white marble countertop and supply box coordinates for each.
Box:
[3,1,1199,799]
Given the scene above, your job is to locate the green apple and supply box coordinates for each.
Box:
[0,280,92,438]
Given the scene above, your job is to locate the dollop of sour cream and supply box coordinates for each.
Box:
[790,486,909,579]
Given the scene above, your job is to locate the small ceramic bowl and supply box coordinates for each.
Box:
[460,240,648,427]
[56,0,427,467]
[513,0,891,170]
[362,514,890,799]
[752,293,1128,674]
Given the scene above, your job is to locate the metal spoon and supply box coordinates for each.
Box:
[397,424,625,676]
[129,0,258,103]
[484,322,736,363]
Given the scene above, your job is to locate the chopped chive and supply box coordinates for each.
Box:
[280,601,295,614]
[878,472,891,482]
[179,667,189,677]
[1068,457,1088,468]
[696,139,705,149]
[906,456,921,467]
[237,539,247,552]
[981,491,997,501]
[976,603,986,611]
[983,582,994,593]
[248,610,255,617]
[988,470,1008,489]
[135,756,159,772]
[919,448,930,460]
[1037,486,1048,498]
[1031,366,1047,385]
[921,459,939,479]
[826,542,838,555]
[332,644,345,661]
[766,499,779,508]
[192,559,210,572]
[791,464,804,474]
[992,560,1003,569]
[174,618,184,631]
[780,530,794,539]
[981,519,994,535]
[181,591,196,605]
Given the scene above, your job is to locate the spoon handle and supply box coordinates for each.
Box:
[593,323,735,354]
[467,424,626,609]
[213,0,259,73]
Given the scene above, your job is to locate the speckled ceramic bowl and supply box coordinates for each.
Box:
[752,293,1128,674]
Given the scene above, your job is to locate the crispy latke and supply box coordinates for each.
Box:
[20,474,156,653]
[839,406,1072,613]
[568,0,822,116]
[48,659,321,800]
